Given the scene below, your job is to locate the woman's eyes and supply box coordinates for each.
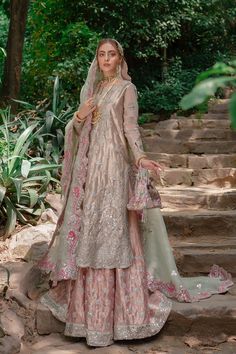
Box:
[99,52,116,57]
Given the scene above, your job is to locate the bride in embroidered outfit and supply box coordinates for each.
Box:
[38,39,233,347]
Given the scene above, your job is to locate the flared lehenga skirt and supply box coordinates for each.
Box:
[41,211,172,347]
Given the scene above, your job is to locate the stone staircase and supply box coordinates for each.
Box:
[141,99,236,277]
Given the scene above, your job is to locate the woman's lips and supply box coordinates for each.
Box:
[103,63,111,67]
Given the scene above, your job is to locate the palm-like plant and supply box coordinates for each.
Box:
[0,107,60,239]
[14,76,74,165]
[180,61,236,129]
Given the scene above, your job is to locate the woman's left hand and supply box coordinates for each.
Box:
[139,158,163,175]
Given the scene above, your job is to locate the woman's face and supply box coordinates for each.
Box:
[97,42,121,77]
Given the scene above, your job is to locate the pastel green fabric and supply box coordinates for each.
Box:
[142,208,233,302]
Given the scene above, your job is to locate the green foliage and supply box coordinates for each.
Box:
[180,61,236,129]
[138,113,152,125]
[22,10,99,103]
[15,76,74,165]
[139,58,199,114]
[70,0,203,59]
[0,107,60,238]
[1,0,236,115]
[0,138,8,156]
[0,7,8,83]
[26,0,203,60]
[20,0,235,110]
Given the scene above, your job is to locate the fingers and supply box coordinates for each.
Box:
[74,111,85,122]
[144,160,164,175]
[151,161,164,171]
[87,101,96,110]
[86,97,95,107]
[90,106,97,113]
[151,160,163,168]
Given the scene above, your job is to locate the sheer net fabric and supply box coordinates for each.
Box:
[41,211,171,347]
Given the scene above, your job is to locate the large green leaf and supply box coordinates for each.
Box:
[180,76,236,110]
[52,76,60,115]
[50,177,61,184]
[196,63,236,83]
[38,170,51,193]
[23,176,48,188]
[29,163,60,172]
[0,47,6,56]
[16,204,43,216]
[22,182,42,188]
[0,108,11,160]
[45,111,55,133]
[229,92,236,130]
[11,99,35,109]
[4,197,17,239]
[28,157,47,163]
[21,159,31,178]
[0,186,6,205]
[9,124,37,173]
[56,129,64,148]
[11,178,23,203]
[27,188,39,208]
[15,209,32,225]
[24,175,47,182]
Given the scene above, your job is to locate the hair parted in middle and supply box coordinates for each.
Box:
[96,38,124,59]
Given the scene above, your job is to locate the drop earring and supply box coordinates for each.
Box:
[116,64,121,77]
[99,66,103,81]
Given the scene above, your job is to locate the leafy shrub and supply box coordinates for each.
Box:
[0,108,60,238]
[0,9,8,83]
[138,58,199,114]
[0,138,8,156]
[22,20,99,105]
[15,76,74,166]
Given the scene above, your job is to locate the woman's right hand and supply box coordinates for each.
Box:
[74,97,97,122]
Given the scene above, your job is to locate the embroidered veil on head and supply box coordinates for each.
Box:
[80,39,131,105]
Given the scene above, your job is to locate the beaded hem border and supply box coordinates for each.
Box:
[40,292,171,347]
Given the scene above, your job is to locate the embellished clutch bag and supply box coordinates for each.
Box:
[127,167,162,210]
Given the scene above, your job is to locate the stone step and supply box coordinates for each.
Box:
[188,154,236,169]
[208,99,229,114]
[200,111,230,120]
[172,237,236,276]
[155,118,231,130]
[143,137,236,154]
[171,235,236,249]
[162,209,236,238]
[171,110,229,120]
[175,246,236,276]
[159,186,236,210]
[155,167,236,187]
[168,293,236,338]
[190,113,229,120]
[147,152,236,169]
[145,128,236,141]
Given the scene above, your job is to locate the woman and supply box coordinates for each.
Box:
[38,39,233,346]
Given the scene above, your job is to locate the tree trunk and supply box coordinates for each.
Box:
[0,0,29,112]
